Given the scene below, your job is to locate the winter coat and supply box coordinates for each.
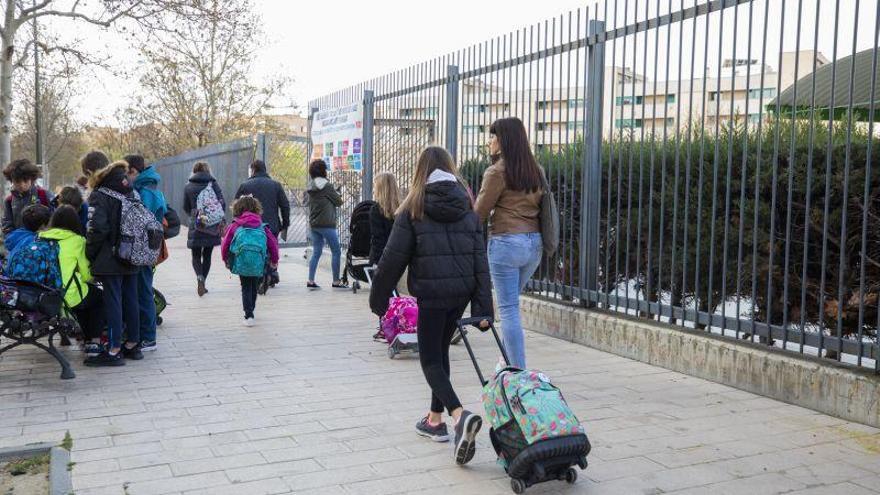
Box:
[85,162,139,276]
[369,170,493,318]
[307,177,343,229]
[4,228,36,260]
[132,166,168,222]
[368,204,394,265]
[39,227,92,308]
[183,172,225,248]
[2,186,52,235]
[220,211,280,267]
[234,172,290,235]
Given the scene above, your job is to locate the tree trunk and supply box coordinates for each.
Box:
[1,2,17,187]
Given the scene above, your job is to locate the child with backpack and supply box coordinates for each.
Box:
[369,146,492,466]
[4,204,50,265]
[2,159,53,235]
[51,186,89,235]
[221,195,279,327]
[84,158,161,366]
[39,205,106,357]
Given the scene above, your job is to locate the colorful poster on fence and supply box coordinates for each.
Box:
[311,103,364,172]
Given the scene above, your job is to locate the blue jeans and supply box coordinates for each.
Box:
[309,228,341,282]
[488,233,543,369]
[137,267,157,343]
[99,274,139,350]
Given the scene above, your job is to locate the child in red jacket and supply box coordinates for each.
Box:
[221,195,279,327]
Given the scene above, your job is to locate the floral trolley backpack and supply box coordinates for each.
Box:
[380,295,418,343]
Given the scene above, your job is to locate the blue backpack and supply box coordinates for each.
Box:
[5,238,62,289]
[229,225,268,277]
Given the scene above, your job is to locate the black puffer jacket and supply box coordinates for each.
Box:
[234,172,290,235]
[368,204,393,265]
[85,162,139,276]
[183,171,225,248]
[369,179,493,318]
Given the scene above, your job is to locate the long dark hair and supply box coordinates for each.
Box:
[489,117,542,193]
[50,205,83,236]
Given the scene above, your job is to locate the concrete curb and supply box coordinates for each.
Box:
[522,295,880,429]
[0,441,73,495]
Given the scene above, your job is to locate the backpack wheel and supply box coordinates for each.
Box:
[510,478,526,494]
[565,468,578,484]
[387,347,396,359]
[156,316,163,326]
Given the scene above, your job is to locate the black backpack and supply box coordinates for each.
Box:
[348,200,375,258]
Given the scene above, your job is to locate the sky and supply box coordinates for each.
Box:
[57,0,874,125]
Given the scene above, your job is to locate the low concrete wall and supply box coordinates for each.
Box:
[522,296,880,429]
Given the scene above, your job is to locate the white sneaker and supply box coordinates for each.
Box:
[243,318,255,327]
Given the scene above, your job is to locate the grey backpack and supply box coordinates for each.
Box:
[98,187,164,266]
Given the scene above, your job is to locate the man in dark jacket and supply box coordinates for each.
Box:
[84,159,142,366]
[235,160,290,286]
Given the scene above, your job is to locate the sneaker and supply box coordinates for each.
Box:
[452,410,482,465]
[122,345,144,360]
[415,416,450,442]
[140,340,157,352]
[84,350,125,367]
[307,282,320,290]
[83,342,103,357]
[243,318,255,328]
[372,329,386,342]
[331,281,349,289]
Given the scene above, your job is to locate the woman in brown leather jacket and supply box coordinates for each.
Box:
[475,117,544,369]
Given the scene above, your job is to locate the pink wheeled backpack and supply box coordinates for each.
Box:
[380,295,418,343]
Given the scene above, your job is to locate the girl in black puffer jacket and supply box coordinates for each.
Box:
[370,146,493,466]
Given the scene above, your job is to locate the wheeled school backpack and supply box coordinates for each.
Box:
[229,225,268,277]
[380,295,418,344]
[457,318,590,494]
[98,187,164,266]
[5,238,63,290]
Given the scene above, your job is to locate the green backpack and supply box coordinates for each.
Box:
[229,225,268,277]
[481,368,585,468]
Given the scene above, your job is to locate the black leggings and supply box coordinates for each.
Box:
[417,304,467,414]
[191,247,214,279]
[240,276,260,318]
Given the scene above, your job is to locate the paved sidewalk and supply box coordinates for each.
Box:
[1,236,879,495]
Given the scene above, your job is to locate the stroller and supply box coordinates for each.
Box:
[342,200,376,294]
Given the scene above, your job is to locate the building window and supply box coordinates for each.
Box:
[567,121,584,131]
[666,94,676,103]
[536,101,548,110]
[426,107,438,117]
[748,113,762,124]
[463,125,486,133]
[568,98,584,109]
[709,92,718,102]
[401,109,413,117]
[665,118,675,126]
[536,122,548,131]
[615,118,642,129]
[748,88,776,99]
[616,95,643,105]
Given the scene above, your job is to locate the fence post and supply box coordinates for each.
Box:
[445,65,460,161]
[307,106,318,165]
[362,90,375,201]
[580,20,605,307]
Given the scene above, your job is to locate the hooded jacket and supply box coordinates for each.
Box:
[369,170,493,318]
[307,177,343,229]
[39,227,92,308]
[234,172,290,235]
[4,228,36,260]
[132,166,168,222]
[85,162,139,276]
[220,211,280,267]
[183,171,226,248]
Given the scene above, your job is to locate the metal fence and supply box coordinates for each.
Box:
[152,134,311,246]
[309,0,880,372]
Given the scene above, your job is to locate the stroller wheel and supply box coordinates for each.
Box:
[511,479,526,494]
[387,347,396,359]
[352,281,360,294]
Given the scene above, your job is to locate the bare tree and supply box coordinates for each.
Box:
[124,0,292,155]
[0,0,201,168]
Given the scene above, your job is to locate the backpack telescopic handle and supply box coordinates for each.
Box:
[456,318,511,387]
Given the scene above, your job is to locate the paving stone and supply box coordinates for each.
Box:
[0,235,878,494]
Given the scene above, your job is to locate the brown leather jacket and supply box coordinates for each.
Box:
[474,160,542,236]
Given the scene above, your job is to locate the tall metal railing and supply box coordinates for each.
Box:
[309,0,880,372]
[152,133,311,246]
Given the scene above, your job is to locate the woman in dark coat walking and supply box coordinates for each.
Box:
[183,161,226,296]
